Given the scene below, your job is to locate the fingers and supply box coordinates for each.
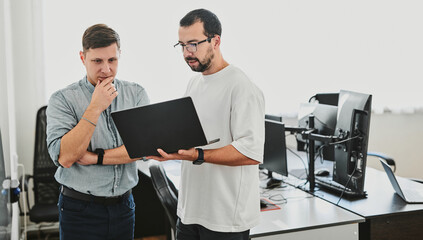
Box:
[178,148,197,160]
[96,77,118,97]
[106,82,118,97]
[178,149,188,155]
[157,149,170,158]
[147,149,195,161]
[100,76,114,86]
[110,89,118,97]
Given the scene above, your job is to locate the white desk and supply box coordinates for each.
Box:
[252,181,362,239]
[138,160,364,240]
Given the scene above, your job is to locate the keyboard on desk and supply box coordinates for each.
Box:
[315,177,366,198]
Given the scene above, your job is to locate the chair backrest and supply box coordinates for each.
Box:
[149,163,178,232]
[33,106,60,205]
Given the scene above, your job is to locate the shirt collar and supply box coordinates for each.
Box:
[83,76,95,93]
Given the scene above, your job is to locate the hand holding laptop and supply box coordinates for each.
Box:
[146,148,198,162]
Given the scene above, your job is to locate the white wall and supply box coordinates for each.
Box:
[1,0,12,177]
[367,113,423,179]
[1,0,26,239]
[9,0,46,177]
[43,0,423,115]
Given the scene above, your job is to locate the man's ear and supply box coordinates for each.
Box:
[79,51,85,64]
[213,35,221,49]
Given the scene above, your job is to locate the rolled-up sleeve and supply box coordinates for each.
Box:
[46,91,78,166]
[230,83,265,163]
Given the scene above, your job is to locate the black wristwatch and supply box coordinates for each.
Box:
[94,148,105,165]
[193,148,205,165]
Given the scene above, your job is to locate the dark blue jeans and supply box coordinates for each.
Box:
[176,218,250,240]
[58,192,135,240]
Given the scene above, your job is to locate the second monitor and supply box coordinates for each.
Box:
[261,119,288,188]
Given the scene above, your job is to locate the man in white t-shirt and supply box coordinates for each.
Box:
[147,9,265,240]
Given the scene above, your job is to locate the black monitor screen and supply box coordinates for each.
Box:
[297,103,338,160]
[333,90,372,195]
[312,93,339,106]
[262,120,288,177]
[265,114,282,122]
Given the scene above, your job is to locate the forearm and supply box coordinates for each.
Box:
[202,145,260,166]
[58,106,101,168]
[77,145,139,166]
[103,145,140,165]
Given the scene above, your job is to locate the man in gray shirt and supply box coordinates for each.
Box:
[46,24,149,240]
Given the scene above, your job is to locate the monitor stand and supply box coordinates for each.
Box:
[266,171,287,189]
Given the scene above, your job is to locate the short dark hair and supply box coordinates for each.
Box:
[82,24,120,52]
[180,9,222,38]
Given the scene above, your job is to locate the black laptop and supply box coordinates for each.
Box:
[380,159,423,204]
[111,97,216,158]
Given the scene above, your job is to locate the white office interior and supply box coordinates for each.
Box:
[1,0,423,239]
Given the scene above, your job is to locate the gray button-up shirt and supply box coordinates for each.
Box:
[46,76,149,197]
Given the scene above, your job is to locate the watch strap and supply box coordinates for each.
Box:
[95,148,104,165]
[193,148,204,165]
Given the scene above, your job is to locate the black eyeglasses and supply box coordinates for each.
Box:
[173,37,213,53]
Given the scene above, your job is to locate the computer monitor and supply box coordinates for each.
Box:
[297,103,338,160]
[262,114,282,172]
[309,93,339,106]
[332,90,372,196]
[261,120,288,188]
[265,114,282,122]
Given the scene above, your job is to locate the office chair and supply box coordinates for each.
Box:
[20,106,60,238]
[149,162,178,239]
[367,152,396,172]
[133,169,168,238]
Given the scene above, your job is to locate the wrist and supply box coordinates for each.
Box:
[85,105,103,118]
[193,148,205,165]
[94,148,105,165]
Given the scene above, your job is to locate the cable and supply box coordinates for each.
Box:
[268,194,287,205]
[315,145,325,164]
[335,160,358,206]
[329,135,360,145]
[17,163,27,240]
[286,147,308,176]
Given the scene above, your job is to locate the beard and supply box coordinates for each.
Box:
[185,47,214,72]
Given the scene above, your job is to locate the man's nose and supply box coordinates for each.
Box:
[101,62,111,73]
[183,48,194,58]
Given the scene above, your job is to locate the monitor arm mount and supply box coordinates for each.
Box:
[286,115,346,192]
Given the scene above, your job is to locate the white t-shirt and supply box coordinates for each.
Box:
[177,64,265,232]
